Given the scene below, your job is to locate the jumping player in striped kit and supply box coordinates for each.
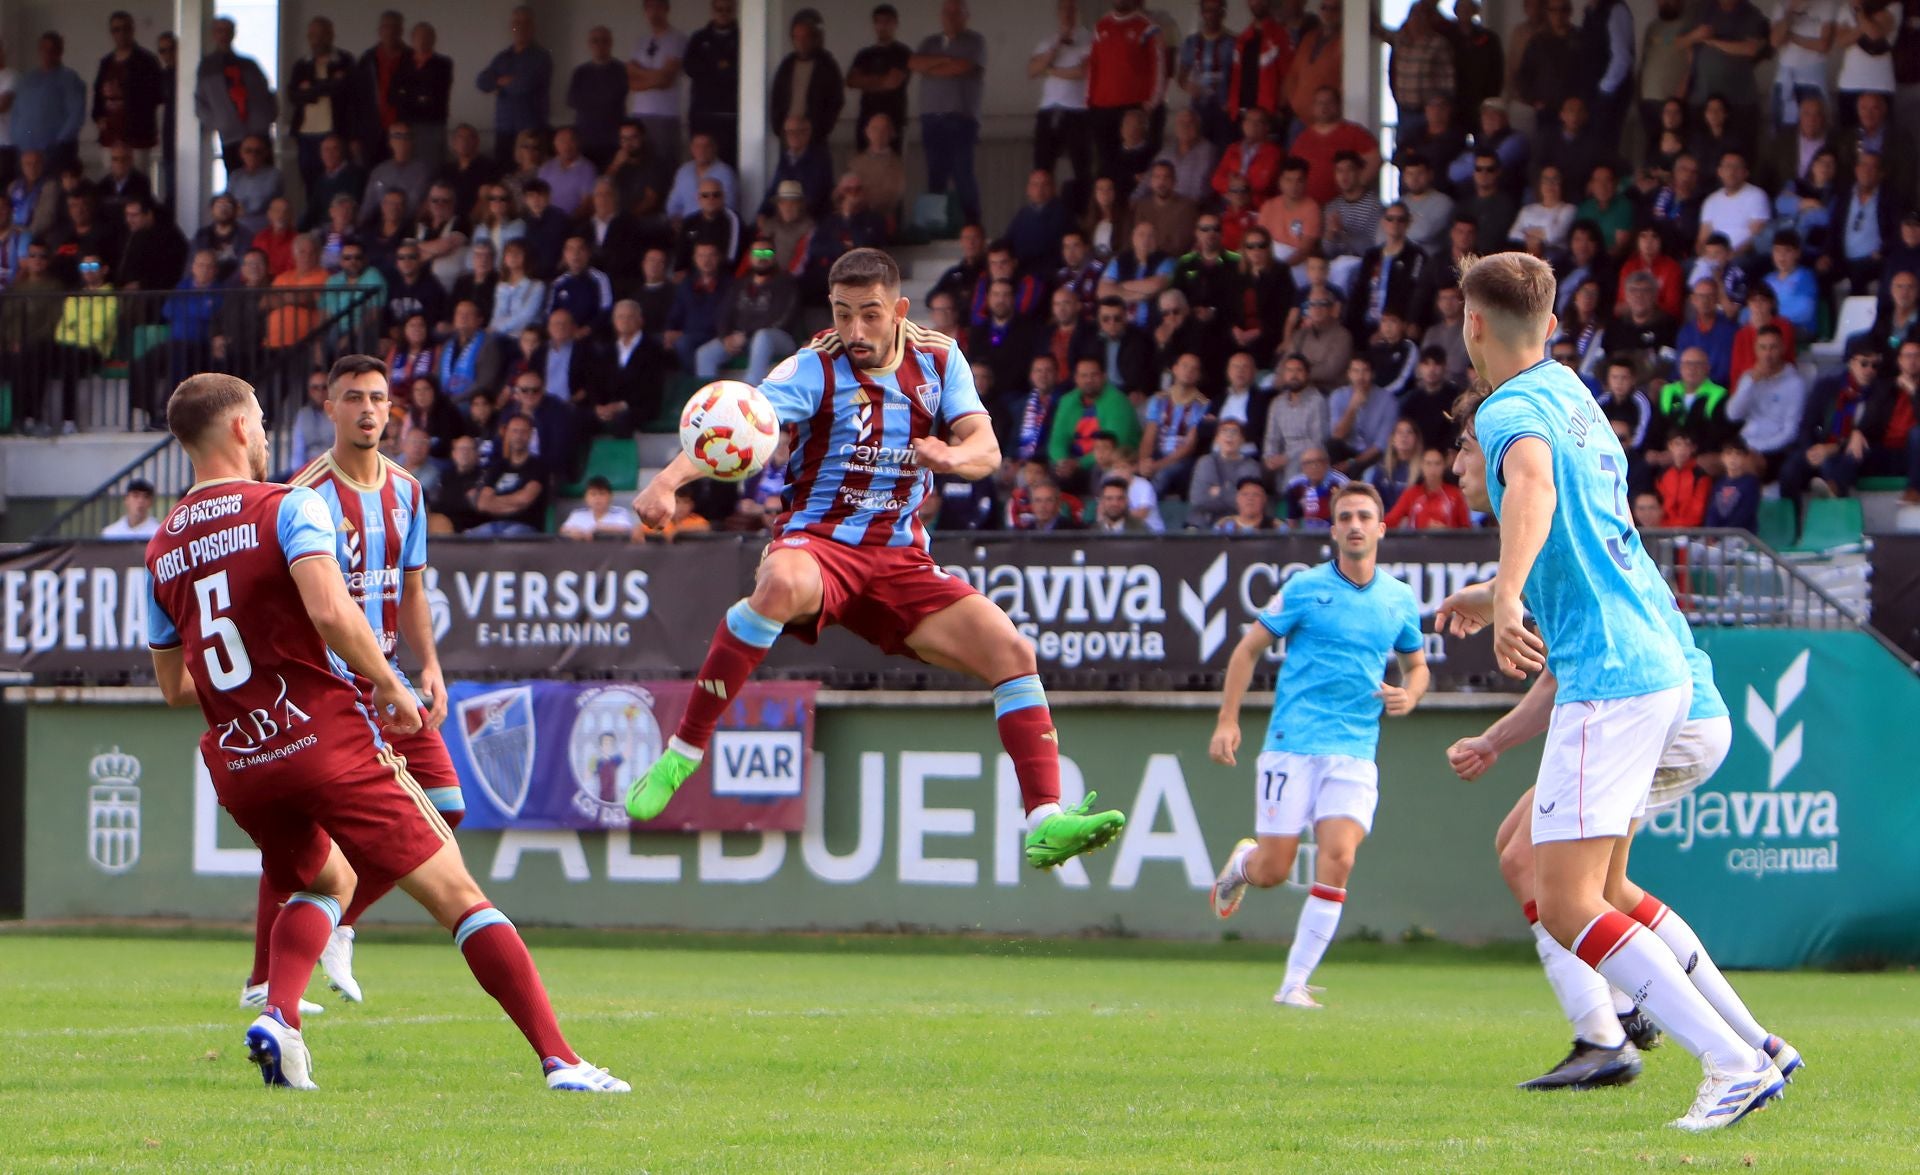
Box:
[1452,252,1786,1132]
[147,373,623,1093]
[231,354,464,1013]
[627,248,1127,866]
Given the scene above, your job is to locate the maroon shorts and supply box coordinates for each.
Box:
[387,710,463,817]
[212,733,454,895]
[771,536,978,660]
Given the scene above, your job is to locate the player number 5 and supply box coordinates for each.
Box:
[193,570,254,691]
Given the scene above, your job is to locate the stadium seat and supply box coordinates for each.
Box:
[1755,498,1797,548]
[646,373,704,434]
[560,436,642,496]
[1787,497,1865,554]
[1159,499,1190,530]
[1858,476,1907,493]
[1810,295,1877,363]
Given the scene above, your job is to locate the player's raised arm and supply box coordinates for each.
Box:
[290,555,420,736]
[1211,611,1278,766]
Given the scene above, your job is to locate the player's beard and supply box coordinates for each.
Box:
[351,415,380,449]
[247,432,269,481]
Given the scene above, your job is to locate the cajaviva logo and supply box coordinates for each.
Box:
[1744,649,1808,790]
[1179,553,1228,662]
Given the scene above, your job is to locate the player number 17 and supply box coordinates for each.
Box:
[193,570,254,691]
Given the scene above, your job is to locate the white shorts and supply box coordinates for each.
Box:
[1642,715,1734,817]
[1531,684,1690,845]
[1254,751,1379,838]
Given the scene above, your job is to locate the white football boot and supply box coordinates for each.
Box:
[1763,1034,1805,1083]
[543,1057,632,1093]
[319,925,363,1002]
[1274,984,1325,1010]
[1670,1053,1785,1132]
[1210,838,1258,919]
[245,1009,318,1090]
[239,983,323,1017]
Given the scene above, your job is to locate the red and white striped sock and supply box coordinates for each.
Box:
[1282,884,1346,991]
[1526,900,1623,1046]
[1575,910,1751,1069]
[1629,893,1770,1048]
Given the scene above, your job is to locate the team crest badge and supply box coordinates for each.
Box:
[768,355,799,382]
[912,382,941,419]
[458,687,537,817]
[566,686,664,826]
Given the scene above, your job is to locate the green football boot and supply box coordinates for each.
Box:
[1023,792,1128,869]
[624,748,701,821]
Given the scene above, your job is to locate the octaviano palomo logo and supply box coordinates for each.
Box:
[1179,553,1229,661]
[1744,649,1809,790]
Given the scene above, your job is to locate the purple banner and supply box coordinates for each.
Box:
[443,679,816,832]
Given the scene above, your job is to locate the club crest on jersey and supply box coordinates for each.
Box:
[391,505,408,537]
[911,383,941,419]
[458,686,536,817]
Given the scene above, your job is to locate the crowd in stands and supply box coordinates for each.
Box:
[7,0,1920,540]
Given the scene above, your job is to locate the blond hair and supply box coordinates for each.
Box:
[1459,252,1557,340]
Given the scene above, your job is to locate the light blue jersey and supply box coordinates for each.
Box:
[1477,359,1688,704]
[759,322,989,549]
[1258,561,1425,759]
[1665,599,1730,723]
[289,452,428,664]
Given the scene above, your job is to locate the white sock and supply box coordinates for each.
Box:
[1027,802,1062,825]
[1637,899,1771,1048]
[1282,886,1345,991]
[1577,913,1753,1071]
[1532,922,1623,1047]
[1611,987,1636,1016]
[667,736,705,764]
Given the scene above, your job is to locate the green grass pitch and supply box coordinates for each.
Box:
[2,929,1916,1172]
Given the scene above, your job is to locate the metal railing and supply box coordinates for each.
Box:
[1,285,382,436]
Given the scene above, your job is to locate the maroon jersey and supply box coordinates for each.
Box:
[145,479,386,784]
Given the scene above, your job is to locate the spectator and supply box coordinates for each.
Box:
[1287,0,1346,133]
[35,252,118,433]
[970,278,1042,394]
[1457,149,1521,257]
[1597,354,1655,456]
[362,184,412,265]
[384,239,448,335]
[1018,479,1083,532]
[1515,0,1583,122]
[1348,202,1431,337]
[1847,337,1920,502]
[1675,279,1738,387]
[475,6,553,164]
[1367,417,1423,502]
[1211,106,1283,205]
[0,201,30,290]
[1031,1,1094,203]
[1173,212,1243,332]
[701,239,798,382]
[763,181,816,274]
[1447,95,1527,195]
[634,246,675,331]
[1833,150,1903,292]
[597,298,669,434]
[471,412,549,535]
[846,4,912,153]
[966,239,1039,332]
[1006,170,1073,272]
[1081,175,1133,261]
[561,475,642,540]
[1397,346,1460,450]
[1397,153,1454,255]
[322,240,386,346]
[998,355,1059,462]
[1225,0,1288,128]
[769,9,844,136]
[1655,429,1714,526]
[1428,284,1471,382]
[1152,109,1219,208]
[1134,160,1199,257]
[667,131,739,223]
[1509,165,1576,257]
[387,312,436,387]
[351,11,406,164]
[1187,417,1263,528]
[927,289,965,340]
[564,28,627,170]
[1040,285,1088,380]
[1729,284,1799,395]
[1099,221,1174,329]
[509,366,577,470]
[1322,152,1382,286]
[1212,352,1272,451]
[1576,164,1636,262]
[1653,345,1737,460]
[100,479,160,539]
[1836,0,1900,125]
[526,307,590,411]
[1838,91,1913,197]
[1762,231,1820,338]
[8,149,57,239]
[435,300,503,403]
[1229,228,1294,360]
[401,373,465,457]
[48,189,120,284]
[1618,224,1686,319]
[1865,268,1920,355]
[1071,294,1155,401]
[620,0,687,166]
[927,225,984,305]
[1728,325,1810,478]
[848,114,908,229]
[684,0,741,165]
[1768,93,1835,193]
[1150,287,1219,386]
[763,117,834,220]
[1282,446,1349,529]
[118,194,187,292]
[194,18,275,170]
[518,180,571,277]
[603,120,672,220]
[1086,0,1166,178]
[1211,476,1279,532]
[391,23,452,171]
[666,240,729,367]
[575,181,642,294]
[1139,353,1210,494]
[436,433,487,528]
[1090,475,1154,533]
[92,12,165,161]
[1328,353,1399,474]
[1705,437,1762,529]
[534,127,596,217]
[16,35,87,173]
[289,372,334,468]
[291,19,358,196]
[1292,292,1354,393]
[1293,87,1380,207]
[362,124,432,228]
[1557,221,1618,318]
[1385,447,1473,529]
[1534,94,1611,203]
[1385,2,1456,139]
[501,128,546,207]
[450,240,500,324]
[209,248,271,378]
[304,135,366,231]
[1399,97,1467,196]
[1698,150,1771,259]
[1259,157,1321,271]
[1108,109,1158,205]
[1050,355,1142,481]
[1603,273,1679,382]
[249,196,298,275]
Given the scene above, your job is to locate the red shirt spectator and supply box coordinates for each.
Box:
[1290,112,1379,205]
[1385,451,1474,528]
[1088,10,1164,110]
[1617,251,1685,319]
[1728,311,1797,401]
[1225,17,1291,120]
[1657,460,1712,527]
[1212,129,1285,204]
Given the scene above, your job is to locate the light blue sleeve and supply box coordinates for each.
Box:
[1101,257,1123,282]
[757,348,827,424]
[146,574,180,650]
[1477,394,1555,488]
[277,487,339,566]
[1394,588,1424,655]
[1152,257,1176,280]
[402,478,429,570]
[1256,588,1299,641]
[938,347,988,428]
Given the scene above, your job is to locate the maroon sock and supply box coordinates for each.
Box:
[676,617,772,751]
[454,902,577,1064]
[265,895,339,1030]
[341,809,465,926]
[997,706,1062,814]
[248,875,287,987]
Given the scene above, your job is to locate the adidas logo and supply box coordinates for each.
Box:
[697,679,728,701]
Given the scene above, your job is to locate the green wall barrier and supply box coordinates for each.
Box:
[21,627,1920,967]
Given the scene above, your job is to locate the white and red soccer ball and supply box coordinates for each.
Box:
[679,380,779,482]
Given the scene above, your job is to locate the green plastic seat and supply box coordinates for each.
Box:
[1787,497,1864,553]
[1858,476,1907,493]
[1755,497,1797,549]
[1160,499,1190,531]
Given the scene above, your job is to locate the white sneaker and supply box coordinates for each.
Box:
[1670,1053,1785,1132]
[239,983,324,1016]
[1274,984,1324,1010]
[245,1010,318,1090]
[1763,1034,1805,1083]
[1210,838,1257,919]
[319,925,362,1002]
[543,1057,631,1093]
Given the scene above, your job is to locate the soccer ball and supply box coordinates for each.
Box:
[679,380,780,482]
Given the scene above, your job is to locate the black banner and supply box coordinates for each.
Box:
[1869,534,1920,662]
[0,534,1516,690]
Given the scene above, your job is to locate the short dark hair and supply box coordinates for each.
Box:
[1449,387,1489,435]
[1604,355,1637,375]
[827,247,900,292]
[586,475,613,492]
[1333,150,1363,169]
[873,3,899,16]
[1774,229,1803,250]
[1332,481,1385,515]
[522,178,551,196]
[327,353,388,396]
[986,238,1014,258]
[1101,476,1130,494]
[167,373,257,447]
[126,478,155,496]
[1096,295,1127,312]
[1754,322,1784,340]
[1280,156,1309,177]
[1420,345,1448,364]
[1236,476,1268,492]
